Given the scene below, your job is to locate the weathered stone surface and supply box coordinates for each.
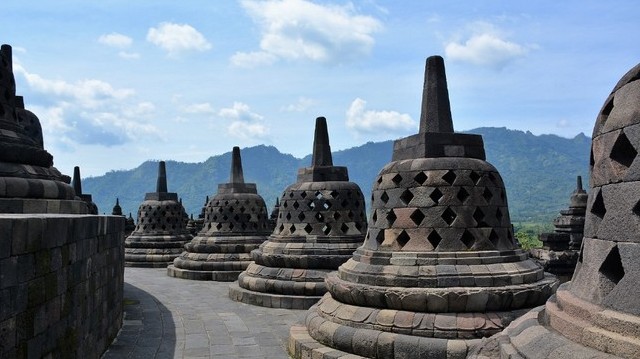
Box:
[471,61,640,359]
[289,56,558,358]
[231,117,367,309]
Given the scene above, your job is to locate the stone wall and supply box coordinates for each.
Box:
[0,214,124,358]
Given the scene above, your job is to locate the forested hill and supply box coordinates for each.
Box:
[83,127,591,223]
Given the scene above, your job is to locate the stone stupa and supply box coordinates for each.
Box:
[470,61,640,359]
[229,117,368,309]
[530,176,587,282]
[72,166,98,214]
[0,44,90,214]
[288,56,558,358]
[124,161,192,267]
[167,146,271,281]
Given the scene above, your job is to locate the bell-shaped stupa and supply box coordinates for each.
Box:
[124,161,192,267]
[288,56,558,358]
[229,117,367,309]
[168,147,271,281]
[530,176,587,282]
[471,62,640,359]
[0,44,89,214]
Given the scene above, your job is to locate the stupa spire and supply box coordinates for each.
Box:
[311,117,333,166]
[156,161,168,193]
[576,175,584,192]
[419,55,454,134]
[230,146,245,184]
[72,166,82,195]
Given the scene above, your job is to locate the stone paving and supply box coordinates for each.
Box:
[102,267,306,358]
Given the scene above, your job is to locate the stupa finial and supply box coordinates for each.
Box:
[311,117,333,166]
[230,146,245,184]
[419,55,453,134]
[156,161,168,193]
[72,166,82,195]
[576,175,584,192]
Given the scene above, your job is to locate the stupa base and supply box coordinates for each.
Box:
[228,282,322,309]
[167,265,242,281]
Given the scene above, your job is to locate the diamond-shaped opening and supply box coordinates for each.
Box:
[396,230,410,247]
[376,176,383,185]
[222,215,229,221]
[283,201,289,208]
[293,201,300,209]
[469,171,481,185]
[315,212,324,221]
[441,207,457,226]
[341,199,349,207]
[380,191,390,204]
[372,210,378,222]
[400,189,414,205]
[610,132,637,168]
[330,190,339,198]
[482,188,493,203]
[633,200,640,217]
[340,223,349,234]
[375,230,385,245]
[354,200,361,208]
[391,174,403,184]
[591,189,606,219]
[496,208,503,223]
[334,212,342,221]
[430,188,443,204]
[228,206,235,213]
[460,230,475,249]
[289,192,295,198]
[473,208,487,227]
[489,230,500,246]
[590,148,595,167]
[218,207,224,213]
[442,170,457,185]
[239,206,246,213]
[457,188,470,203]
[322,224,331,235]
[414,172,428,185]
[241,223,247,230]
[427,230,442,249]
[410,209,425,226]
[599,246,625,286]
[355,222,363,232]
[216,223,223,230]
[229,223,234,230]
[300,191,308,199]
[278,224,285,233]
[315,191,323,200]
[500,190,506,201]
[289,224,296,233]
[233,214,240,221]
[285,213,292,221]
[322,201,332,210]
[309,201,316,210]
[348,211,354,219]
[488,173,497,185]
[386,210,397,225]
[298,212,306,221]
[304,224,313,234]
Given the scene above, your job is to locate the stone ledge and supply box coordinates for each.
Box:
[166,265,242,281]
[229,282,322,309]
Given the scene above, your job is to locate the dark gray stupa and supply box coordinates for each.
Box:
[124,161,192,267]
[72,166,98,214]
[530,176,587,282]
[229,117,368,309]
[288,56,558,358]
[471,61,640,359]
[0,44,90,214]
[167,147,271,281]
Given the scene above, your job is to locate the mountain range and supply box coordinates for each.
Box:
[83,127,591,224]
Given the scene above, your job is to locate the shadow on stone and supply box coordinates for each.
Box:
[103,282,177,359]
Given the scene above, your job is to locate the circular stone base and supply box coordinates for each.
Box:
[124,260,173,268]
[167,265,241,281]
[228,283,322,309]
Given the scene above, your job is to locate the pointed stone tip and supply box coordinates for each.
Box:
[72,166,82,195]
[116,198,120,205]
[311,116,333,166]
[419,55,454,134]
[156,161,168,193]
[230,146,245,184]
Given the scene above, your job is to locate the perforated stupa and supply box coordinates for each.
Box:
[229,117,367,309]
[124,161,192,267]
[167,147,271,281]
[288,56,558,359]
[471,61,640,359]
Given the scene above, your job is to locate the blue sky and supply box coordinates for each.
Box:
[2,0,638,177]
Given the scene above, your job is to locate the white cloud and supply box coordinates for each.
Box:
[13,64,161,148]
[118,51,140,60]
[346,98,415,133]
[98,33,133,48]
[218,102,269,140]
[147,22,212,55]
[281,97,315,112]
[234,0,382,67]
[182,102,216,114]
[444,22,531,68]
